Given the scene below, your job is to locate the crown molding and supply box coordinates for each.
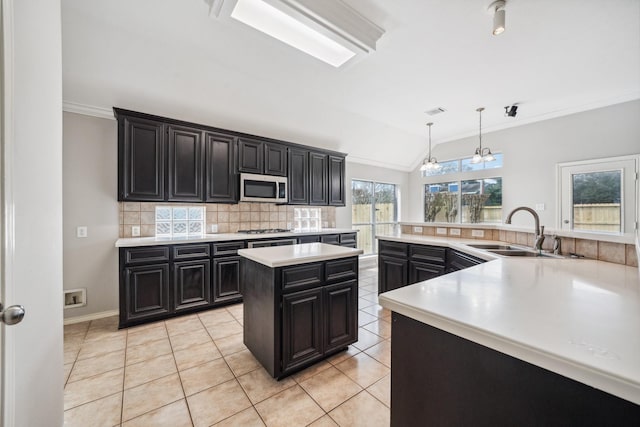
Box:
[62,101,114,120]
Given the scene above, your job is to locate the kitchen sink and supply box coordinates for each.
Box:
[467,244,517,250]
[487,249,557,258]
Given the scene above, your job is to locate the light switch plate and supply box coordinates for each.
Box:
[76,226,87,238]
[436,227,447,235]
[449,228,461,236]
[131,226,140,237]
[471,229,484,238]
[535,203,545,211]
[413,226,423,233]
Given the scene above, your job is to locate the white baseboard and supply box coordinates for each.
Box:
[359,254,377,269]
[64,310,119,325]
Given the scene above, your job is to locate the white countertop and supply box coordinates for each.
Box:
[115,228,357,247]
[378,253,640,405]
[238,243,363,267]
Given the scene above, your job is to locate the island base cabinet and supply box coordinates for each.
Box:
[324,280,358,353]
[281,288,323,374]
[122,264,170,325]
[173,260,211,311]
[390,313,640,427]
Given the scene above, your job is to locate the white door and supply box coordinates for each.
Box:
[1,0,64,426]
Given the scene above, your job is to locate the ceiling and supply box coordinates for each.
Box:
[61,0,640,171]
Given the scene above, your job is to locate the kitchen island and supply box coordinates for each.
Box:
[379,252,640,426]
[239,243,363,379]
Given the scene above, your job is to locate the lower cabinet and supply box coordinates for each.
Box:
[122,264,171,324]
[242,256,359,379]
[378,255,408,294]
[119,242,244,328]
[409,260,443,283]
[213,256,241,303]
[173,259,211,311]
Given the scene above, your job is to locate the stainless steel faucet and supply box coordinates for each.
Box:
[505,206,545,251]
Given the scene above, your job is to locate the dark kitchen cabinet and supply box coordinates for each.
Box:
[237,138,263,174]
[242,256,359,378]
[167,125,204,202]
[173,259,211,311]
[320,234,340,245]
[118,115,165,201]
[288,148,309,205]
[409,244,445,282]
[324,279,358,353]
[264,142,287,176]
[122,264,170,325]
[309,152,328,205]
[238,138,287,176]
[446,249,486,273]
[213,256,242,303]
[378,255,408,294]
[328,155,346,206]
[339,233,357,248]
[205,132,237,203]
[282,288,324,373]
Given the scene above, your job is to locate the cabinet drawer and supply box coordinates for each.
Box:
[123,246,170,264]
[320,234,340,245]
[297,235,320,244]
[173,244,210,260]
[326,258,358,283]
[212,241,245,256]
[410,245,445,265]
[281,263,323,293]
[339,233,357,246]
[378,240,408,258]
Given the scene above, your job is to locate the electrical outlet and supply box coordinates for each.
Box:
[471,229,484,238]
[210,224,218,233]
[76,226,87,238]
[449,228,461,236]
[436,227,447,235]
[535,203,545,211]
[413,226,423,233]
[287,222,292,229]
[131,226,140,237]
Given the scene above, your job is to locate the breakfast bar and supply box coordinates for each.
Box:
[379,255,640,426]
[239,243,363,379]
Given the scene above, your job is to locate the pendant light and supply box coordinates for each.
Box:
[420,122,441,171]
[471,107,495,164]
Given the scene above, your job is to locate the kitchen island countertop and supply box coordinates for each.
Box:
[238,242,363,267]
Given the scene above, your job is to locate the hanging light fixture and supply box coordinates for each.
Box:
[471,107,495,164]
[487,0,506,36]
[420,122,441,172]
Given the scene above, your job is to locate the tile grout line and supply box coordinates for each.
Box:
[164,318,195,427]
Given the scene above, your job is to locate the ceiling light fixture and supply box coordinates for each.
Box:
[420,122,441,172]
[504,105,518,117]
[227,0,384,67]
[471,107,496,164]
[487,0,506,36]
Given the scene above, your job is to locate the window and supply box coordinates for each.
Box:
[156,206,205,237]
[423,154,503,224]
[294,207,321,231]
[558,155,639,236]
[352,180,398,255]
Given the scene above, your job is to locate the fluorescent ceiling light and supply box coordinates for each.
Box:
[228,0,384,67]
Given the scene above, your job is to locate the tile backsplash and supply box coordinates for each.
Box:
[119,202,337,238]
[400,224,638,268]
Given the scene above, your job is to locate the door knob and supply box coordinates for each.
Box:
[0,303,25,325]
[563,220,570,224]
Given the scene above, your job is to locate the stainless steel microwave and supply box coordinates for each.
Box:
[240,173,288,203]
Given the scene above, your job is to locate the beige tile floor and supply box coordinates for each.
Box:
[63,267,391,427]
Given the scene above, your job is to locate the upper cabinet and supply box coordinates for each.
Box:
[328,155,346,206]
[115,108,345,205]
[167,125,204,202]
[118,115,165,201]
[238,138,287,176]
[288,148,309,205]
[205,132,237,203]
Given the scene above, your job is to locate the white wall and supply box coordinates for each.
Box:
[63,112,118,318]
[336,161,410,228]
[8,0,64,424]
[408,100,640,229]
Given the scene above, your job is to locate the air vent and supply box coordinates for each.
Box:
[426,107,446,116]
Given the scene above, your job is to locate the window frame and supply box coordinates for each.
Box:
[557,154,639,240]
